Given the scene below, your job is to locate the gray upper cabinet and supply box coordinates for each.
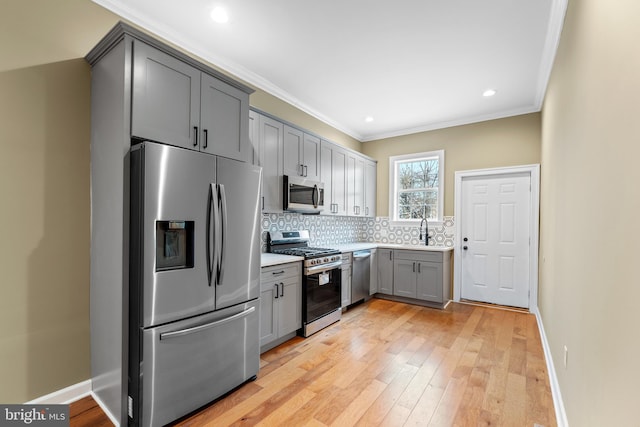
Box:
[250,110,284,212]
[249,110,259,166]
[283,125,320,180]
[200,74,249,161]
[132,40,201,150]
[303,133,320,181]
[364,160,377,217]
[132,39,250,162]
[259,114,284,212]
[320,140,348,215]
[347,153,365,216]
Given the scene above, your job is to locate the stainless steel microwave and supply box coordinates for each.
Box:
[283,175,325,214]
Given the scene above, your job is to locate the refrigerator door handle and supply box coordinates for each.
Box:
[215,184,228,286]
[206,183,217,286]
[159,306,256,340]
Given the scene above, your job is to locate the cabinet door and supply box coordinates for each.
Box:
[302,133,320,180]
[279,276,301,336]
[355,157,365,216]
[393,259,417,298]
[332,147,348,216]
[259,283,278,347]
[259,114,284,212]
[320,142,333,214]
[364,160,377,217]
[370,249,378,295]
[347,153,365,216]
[417,261,443,303]
[283,125,303,177]
[341,265,352,308]
[346,154,356,216]
[377,249,394,295]
[249,110,260,166]
[200,73,249,162]
[132,40,200,149]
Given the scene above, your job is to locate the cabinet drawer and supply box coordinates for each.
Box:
[261,262,301,284]
[394,250,442,263]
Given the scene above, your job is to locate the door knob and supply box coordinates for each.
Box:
[463,246,468,250]
[463,237,468,242]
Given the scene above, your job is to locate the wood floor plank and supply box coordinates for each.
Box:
[329,379,387,426]
[69,299,557,427]
[355,364,419,427]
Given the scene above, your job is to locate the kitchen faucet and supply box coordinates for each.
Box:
[419,218,429,246]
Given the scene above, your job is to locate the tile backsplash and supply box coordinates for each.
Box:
[261,213,455,251]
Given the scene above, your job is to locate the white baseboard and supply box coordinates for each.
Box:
[26,379,91,404]
[90,390,121,427]
[532,307,569,427]
[25,379,120,426]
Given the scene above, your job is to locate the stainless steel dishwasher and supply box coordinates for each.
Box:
[351,250,371,304]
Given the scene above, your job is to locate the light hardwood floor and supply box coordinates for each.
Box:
[71,299,556,426]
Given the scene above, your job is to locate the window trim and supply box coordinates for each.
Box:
[388,149,444,226]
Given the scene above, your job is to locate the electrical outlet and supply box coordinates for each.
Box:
[563,345,568,368]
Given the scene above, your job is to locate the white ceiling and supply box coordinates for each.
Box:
[93,0,567,142]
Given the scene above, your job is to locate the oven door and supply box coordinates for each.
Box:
[303,264,342,325]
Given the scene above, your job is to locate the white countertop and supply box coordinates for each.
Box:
[261,243,453,266]
[261,253,304,268]
[331,242,454,253]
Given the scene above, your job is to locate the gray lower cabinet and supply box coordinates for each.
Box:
[260,262,301,352]
[377,249,394,295]
[392,250,450,304]
[369,249,378,294]
[249,110,283,212]
[341,252,352,308]
[393,258,418,298]
[132,39,250,162]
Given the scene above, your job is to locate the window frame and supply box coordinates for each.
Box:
[388,149,444,226]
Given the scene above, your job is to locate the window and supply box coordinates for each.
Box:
[389,150,444,225]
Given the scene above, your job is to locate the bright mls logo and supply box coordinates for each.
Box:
[0,405,68,426]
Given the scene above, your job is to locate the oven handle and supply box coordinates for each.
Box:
[304,260,343,275]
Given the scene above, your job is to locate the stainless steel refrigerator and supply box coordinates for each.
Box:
[128,141,262,427]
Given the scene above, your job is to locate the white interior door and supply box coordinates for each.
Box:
[460,172,531,308]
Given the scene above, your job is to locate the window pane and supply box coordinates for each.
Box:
[397,190,438,219]
[398,159,439,190]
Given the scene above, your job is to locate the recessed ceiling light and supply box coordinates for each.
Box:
[483,89,497,97]
[365,116,374,123]
[210,6,229,23]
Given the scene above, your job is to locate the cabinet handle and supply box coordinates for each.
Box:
[193,126,198,147]
[299,164,304,176]
[389,251,392,261]
[365,207,369,216]
[280,282,284,297]
[203,128,208,149]
[272,270,285,275]
[303,165,308,177]
[413,262,416,273]
[274,283,279,299]
[418,263,421,273]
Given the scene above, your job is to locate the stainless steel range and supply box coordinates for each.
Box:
[268,230,342,337]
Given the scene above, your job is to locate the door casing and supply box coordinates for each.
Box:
[453,164,540,311]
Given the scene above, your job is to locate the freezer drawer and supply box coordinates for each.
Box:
[134,299,259,427]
